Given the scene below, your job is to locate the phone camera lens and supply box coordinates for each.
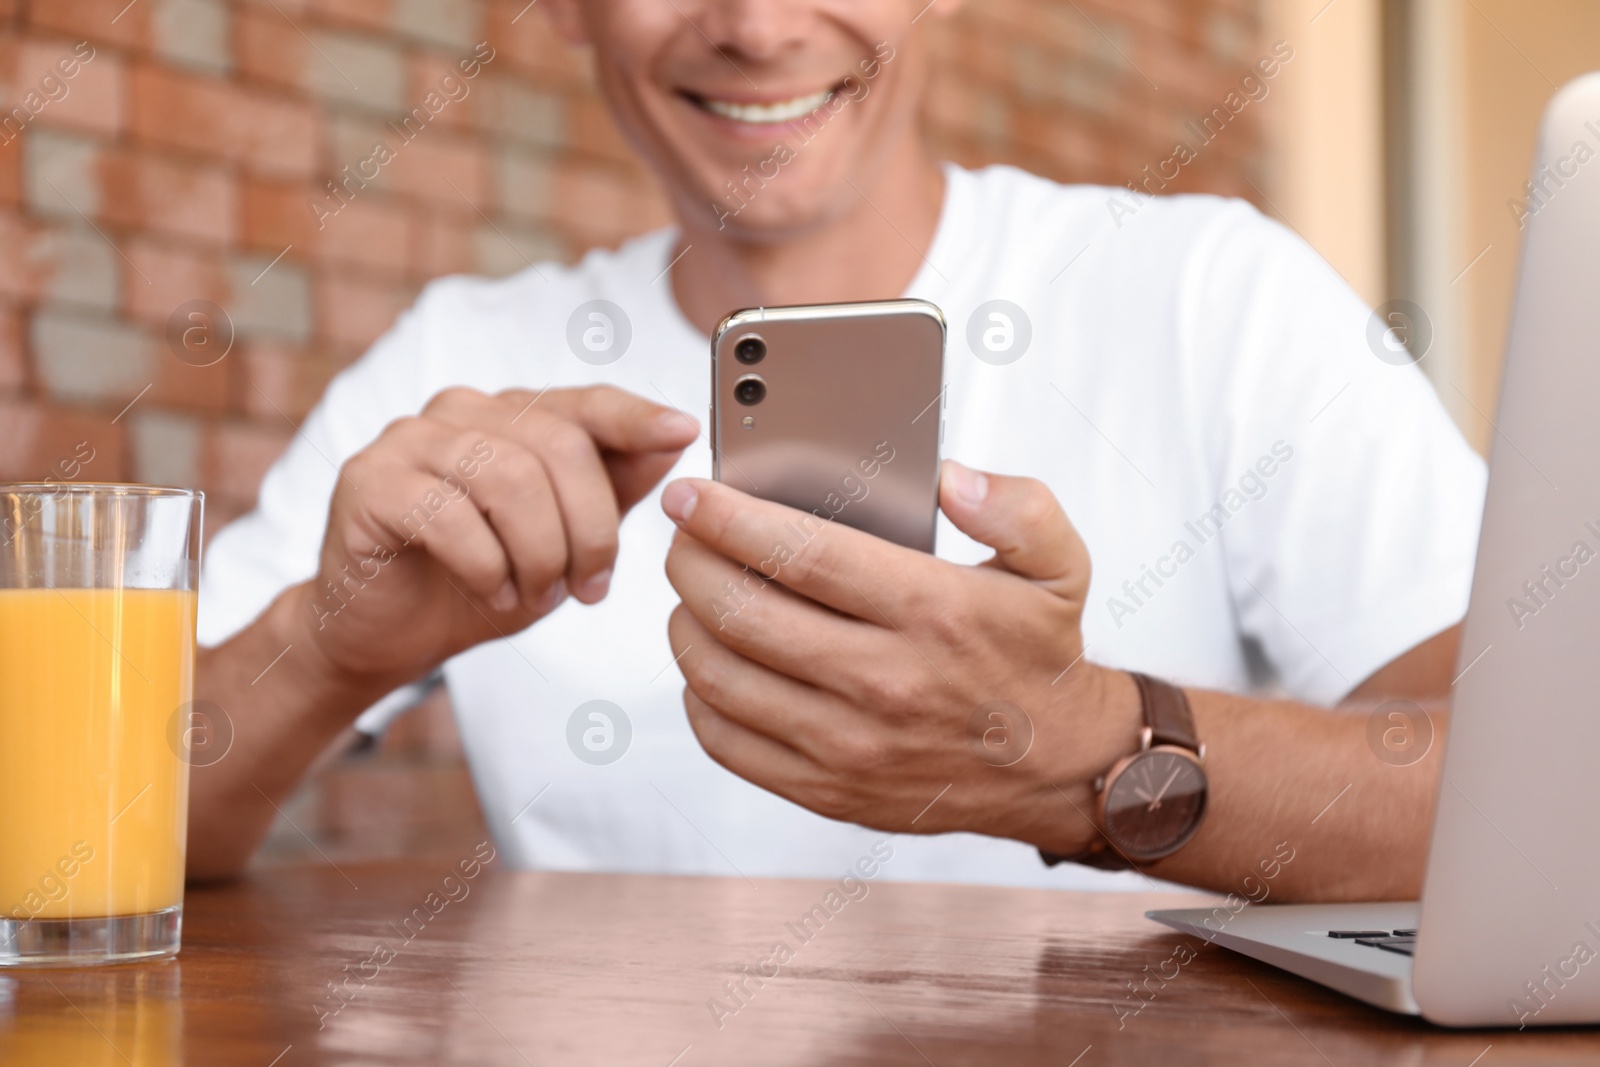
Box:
[734,336,766,365]
[734,375,766,406]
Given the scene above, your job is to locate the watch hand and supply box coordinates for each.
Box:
[1131,786,1153,803]
[1148,766,1183,811]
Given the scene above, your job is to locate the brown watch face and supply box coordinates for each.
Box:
[1100,746,1208,862]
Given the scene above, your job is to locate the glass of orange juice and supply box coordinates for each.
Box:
[0,484,202,966]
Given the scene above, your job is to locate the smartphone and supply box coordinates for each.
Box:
[710,298,946,553]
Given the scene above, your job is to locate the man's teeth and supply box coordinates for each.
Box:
[699,90,835,124]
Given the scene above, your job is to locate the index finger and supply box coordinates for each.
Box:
[659,477,930,621]
[509,385,700,455]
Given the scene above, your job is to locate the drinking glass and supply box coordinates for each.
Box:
[0,484,203,966]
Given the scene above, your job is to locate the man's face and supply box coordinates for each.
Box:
[546,0,943,239]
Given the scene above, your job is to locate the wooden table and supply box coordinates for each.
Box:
[3,857,1597,1065]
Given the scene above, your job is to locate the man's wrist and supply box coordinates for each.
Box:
[1086,664,1144,776]
[1017,663,1143,855]
[265,581,413,718]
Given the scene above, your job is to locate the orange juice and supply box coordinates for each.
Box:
[0,588,195,920]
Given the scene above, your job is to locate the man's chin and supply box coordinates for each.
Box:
[683,177,859,241]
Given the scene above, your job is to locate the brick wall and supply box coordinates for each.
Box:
[0,0,1270,859]
[924,0,1270,201]
[1,0,672,533]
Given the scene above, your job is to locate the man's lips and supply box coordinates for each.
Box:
[679,84,843,126]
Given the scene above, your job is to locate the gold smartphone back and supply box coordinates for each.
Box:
[710,299,946,552]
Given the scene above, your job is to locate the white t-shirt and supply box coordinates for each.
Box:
[200,164,1485,890]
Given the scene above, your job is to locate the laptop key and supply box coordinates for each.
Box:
[1353,936,1416,956]
[1326,930,1393,939]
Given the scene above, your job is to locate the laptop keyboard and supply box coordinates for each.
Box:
[1327,929,1418,956]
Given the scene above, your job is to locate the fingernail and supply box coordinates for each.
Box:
[661,480,698,523]
[949,461,989,506]
[574,567,612,603]
[537,579,569,615]
[490,580,518,613]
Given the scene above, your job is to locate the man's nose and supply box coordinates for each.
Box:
[686,0,815,65]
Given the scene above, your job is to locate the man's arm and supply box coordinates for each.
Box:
[186,386,697,880]
[187,585,405,880]
[658,463,1462,903]
[1138,625,1457,901]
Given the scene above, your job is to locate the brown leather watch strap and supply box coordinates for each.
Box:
[1132,670,1200,753]
[1039,671,1199,870]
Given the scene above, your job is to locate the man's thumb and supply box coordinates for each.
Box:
[938,460,1089,599]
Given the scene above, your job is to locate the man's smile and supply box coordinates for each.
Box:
[679,85,842,125]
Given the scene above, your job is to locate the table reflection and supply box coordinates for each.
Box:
[0,961,183,1065]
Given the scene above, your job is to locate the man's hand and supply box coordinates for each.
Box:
[187,384,696,881]
[302,385,698,683]
[660,460,1140,855]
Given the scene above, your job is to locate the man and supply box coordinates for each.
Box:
[191,0,1482,900]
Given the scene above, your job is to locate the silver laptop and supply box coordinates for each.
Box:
[1149,72,1600,1028]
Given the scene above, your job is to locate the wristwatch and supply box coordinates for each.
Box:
[1042,671,1208,870]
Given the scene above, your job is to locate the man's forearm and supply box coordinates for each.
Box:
[1138,689,1445,902]
[186,582,408,881]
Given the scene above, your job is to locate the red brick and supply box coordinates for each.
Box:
[941,25,1015,96]
[236,0,313,15]
[241,176,321,253]
[628,175,672,234]
[29,0,151,52]
[1145,41,1246,110]
[316,271,415,353]
[236,338,297,418]
[311,194,414,278]
[565,95,638,167]
[382,129,491,210]
[98,147,236,244]
[407,49,485,133]
[120,243,234,415]
[1015,110,1106,181]
[1086,0,1184,45]
[150,355,232,414]
[122,239,228,325]
[128,64,320,178]
[233,6,308,96]
[0,302,24,392]
[413,211,475,278]
[921,75,984,138]
[303,0,391,34]
[15,39,125,137]
[485,0,587,88]
[0,144,19,206]
[0,213,48,303]
[0,397,128,482]
[236,339,339,421]
[201,418,292,506]
[553,161,651,249]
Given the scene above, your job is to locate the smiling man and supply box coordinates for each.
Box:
[190,0,1484,899]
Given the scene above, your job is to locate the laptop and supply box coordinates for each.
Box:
[1148,71,1600,1028]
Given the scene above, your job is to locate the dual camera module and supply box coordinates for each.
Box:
[733,335,766,406]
